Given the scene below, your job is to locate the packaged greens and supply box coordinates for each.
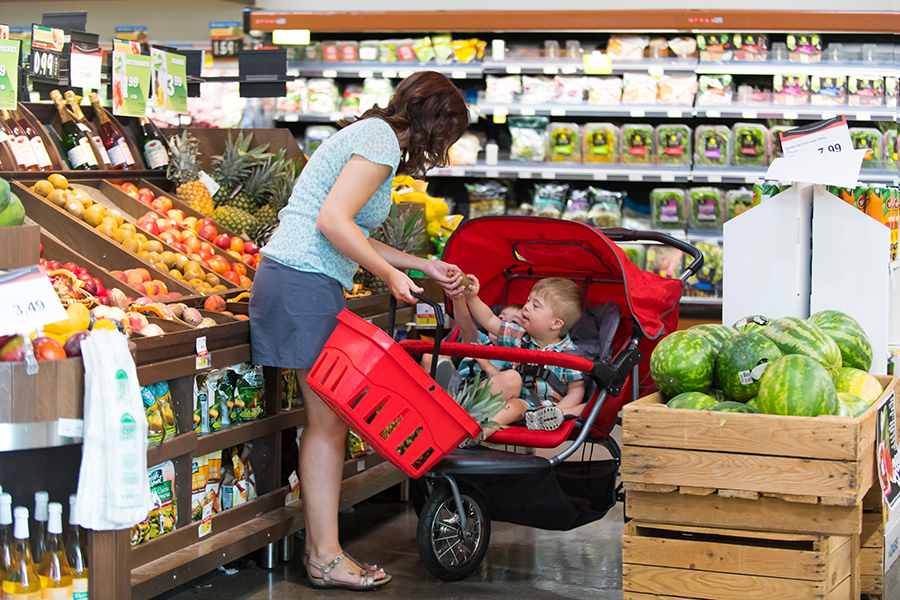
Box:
[395,39,417,62]
[848,76,885,107]
[850,128,883,169]
[155,381,177,439]
[304,125,336,155]
[726,189,755,220]
[233,363,265,421]
[304,42,323,62]
[650,188,687,230]
[752,180,791,204]
[338,41,359,62]
[282,368,298,410]
[810,75,847,106]
[413,37,435,62]
[773,74,809,105]
[466,181,508,218]
[552,76,586,104]
[622,124,655,164]
[359,78,393,113]
[305,79,339,114]
[686,243,724,296]
[655,124,692,166]
[562,189,591,222]
[887,76,898,108]
[645,246,684,278]
[732,123,770,167]
[141,385,165,445]
[340,84,363,114]
[621,198,652,230]
[432,34,454,64]
[583,123,619,163]
[509,116,549,162]
[696,33,733,61]
[606,36,649,61]
[532,183,569,218]
[886,130,898,170]
[689,187,724,230]
[277,79,306,113]
[358,40,379,62]
[770,125,795,159]
[521,76,555,105]
[193,373,218,434]
[485,75,522,103]
[547,123,582,162]
[322,41,340,62]
[587,188,622,227]
[786,33,822,62]
[206,368,236,426]
[694,125,731,166]
[732,34,768,61]
[697,75,733,105]
[378,40,398,62]
[585,77,622,105]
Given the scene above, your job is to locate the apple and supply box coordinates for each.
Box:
[169,242,187,254]
[243,241,260,255]
[204,295,227,312]
[137,191,154,205]
[127,312,150,331]
[240,253,255,265]
[167,209,185,222]
[198,218,215,229]
[33,337,66,361]
[238,276,252,287]
[121,182,138,194]
[221,270,240,284]
[46,260,63,271]
[155,218,176,233]
[110,270,127,282]
[140,219,160,236]
[63,262,79,273]
[135,268,151,282]
[126,271,143,286]
[213,234,231,249]
[198,247,213,261]
[0,336,26,362]
[197,224,218,241]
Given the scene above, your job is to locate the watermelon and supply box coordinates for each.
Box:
[835,400,853,417]
[710,401,759,413]
[762,317,842,378]
[808,310,873,371]
[746,397,760,410]
[688,324,738,352]
[837,392,870,417]
[757,355,839,417]
[666,392,718,410]
[833,367,883,405]
[715,333,784,402]
[733,314,770,333]
[707,389,729,402]
[650,331,716,397]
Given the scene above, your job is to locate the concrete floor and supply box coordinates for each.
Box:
[153,491,626,600]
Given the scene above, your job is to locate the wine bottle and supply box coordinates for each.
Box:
[87,92,135,170]
[0,493,12,573]
[138,117,169,170]
[0,118,32,172]
[65,496,86,600]
[37,503,73,600]
[50,90,98,171]
[32,492,48,565]
[1,111,39,171]
[13,110,53,171]
[1,507,41,599]
[64,91,111,167]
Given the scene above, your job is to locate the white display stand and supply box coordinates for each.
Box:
[723,183,813,324]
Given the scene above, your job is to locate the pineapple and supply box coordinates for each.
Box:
[210,133,271,207]
[248,220,278,248]
[212,205,259,235]
[362,202,426,293]
[167,131,213,216]
[254,156,301,226]
[453,373,507,433]
[226,153,285,214]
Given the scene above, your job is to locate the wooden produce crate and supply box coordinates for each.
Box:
[861,509,884,597]
[128,179,242,239]
[623,521,857,600]
[0,223,40,270]
[159,128,306,172]
[40,231,146,298]
[0,357,84,423]
[622,376,899,526]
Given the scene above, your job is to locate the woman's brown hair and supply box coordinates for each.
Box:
[347,71,469,176]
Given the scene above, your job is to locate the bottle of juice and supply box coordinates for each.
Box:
[37,503,72,599]
[32,493,48,565]
[64,496,86,600]
[2,507,41,599]
[0,493,12,572]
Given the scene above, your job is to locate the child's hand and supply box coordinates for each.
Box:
[465,274,481,298]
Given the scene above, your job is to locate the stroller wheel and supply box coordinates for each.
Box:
[417,483,490,581]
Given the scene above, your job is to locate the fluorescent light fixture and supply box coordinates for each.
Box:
[272,29,310,45]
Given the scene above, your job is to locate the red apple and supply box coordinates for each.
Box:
[140,219,160,236]
[46,261,62,271]
[213,234,231,249]
[221,270,240,284]
[110,270,127,282]
[121,182,138,194]
[197,224,218,241]
[243,241,260,255]
[63,262,79,273]
[33,337,66,361]
[137,191,154,205]
[167,209,185,222]
[240,253,255,265]
[198,218,214,229]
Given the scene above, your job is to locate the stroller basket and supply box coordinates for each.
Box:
[308,309,481,478]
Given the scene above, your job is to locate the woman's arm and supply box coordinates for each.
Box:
[316,155,422,303]
[370,239,463,297]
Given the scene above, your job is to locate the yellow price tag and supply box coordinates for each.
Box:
[582,52,612,75]
[492,107,508,124]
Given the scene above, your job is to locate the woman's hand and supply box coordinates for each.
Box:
[386,269,424,304]
[421,260,465,298]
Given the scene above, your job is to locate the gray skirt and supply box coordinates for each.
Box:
[249,257,347,369]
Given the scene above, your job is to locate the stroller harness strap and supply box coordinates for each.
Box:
[516,362,569,398]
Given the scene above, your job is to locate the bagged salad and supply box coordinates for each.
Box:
[694,125,731,166]
[552,76,586,104]
[850,128,883,169]
[726,189,756,220]
[141,384,165,445]
[657,74,697,105]
[606,36,649,61]
[733,123,771,167]
[561,189,591,222]
[645,247,684,278]
[886,130,898,170]
[466,181,508,218]
[509,116,549,162]
[773,74,809,105]
[532,183,569,218]
[810,75,846,106]
[521,75,555,105]
[732,34,768,62]
[305,79,340,114]
[547,123,582,162]
[655,124,692,166]
[689,187,725,230]
[786,33,822,63]
[621,73,658,105]
[650,188,687,230]
[770,125,795,159]
[485,75,521,103]
[585,77,622,105]
[587,188,623,227]
[697,75,733,106]
[359,78,393,113]
[583,123,619,163]
[233,363,265,421]
[697,33,733,61]
[622,124,655,165]
[848,76,885,107]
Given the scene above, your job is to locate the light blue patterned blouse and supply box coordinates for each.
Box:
[261,118,401,290]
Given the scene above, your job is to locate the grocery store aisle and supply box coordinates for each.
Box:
[153,492,626,600]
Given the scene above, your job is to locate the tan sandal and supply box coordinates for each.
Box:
[306,552,392,590]
[303,550,378,573]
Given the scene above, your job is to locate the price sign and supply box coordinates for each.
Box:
[0,266,68,336]
[150,48,187,114]
[0,25,9,40]
[29,24,63,84]
[210,21,242,58]
[69,42,102,90]
[779,115,852,160]
[0,39,20,109]
[766,115,868,187]
[112,51,150,117]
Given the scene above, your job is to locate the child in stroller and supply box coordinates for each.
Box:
[461,275,587,433]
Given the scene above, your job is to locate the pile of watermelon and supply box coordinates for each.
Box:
[650,311,883,417]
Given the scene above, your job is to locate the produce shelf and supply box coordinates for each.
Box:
[691,167,769,184]
[286,61,483,79]
[476,100,695,119]
[275,112,344,123]
[146,432,198,469]
[194,408,307,456]
[428,160,692,182]
[679,296,723,306]
[695,103,898,122]
[136,343,252,386]
[481,57,697,75]
[696,59,900,78]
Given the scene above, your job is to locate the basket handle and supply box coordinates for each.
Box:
[388,292,445,380]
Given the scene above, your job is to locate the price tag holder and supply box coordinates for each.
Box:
[69,42,102,90]
[451,71,467,80]
[550,108,566,117]
[492,107,507,124]
[195,335,210,370]
[505,65,521,74]
[381,69,397,79]
[767,115,867,187]
[30,25,63,84]
[560,65,578,75]
[57,418,84,439]
[150,48,187,114]
[0,39,20,110]
[322,69,338,79]
[542,66,558,75]
[358,70,374,79]
[112,51,151,117]
[199,171,220,197]
[592,172,608,181]
[0,266,68,337]
[519,107,536,116]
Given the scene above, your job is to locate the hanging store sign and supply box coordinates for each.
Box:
[210,22,242,58]
[112,51,151,117]
[30,24,64,84]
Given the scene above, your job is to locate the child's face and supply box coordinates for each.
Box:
[489,305,524,344]
[521,291,563,340]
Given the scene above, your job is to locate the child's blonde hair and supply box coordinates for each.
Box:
[531,278,583,334]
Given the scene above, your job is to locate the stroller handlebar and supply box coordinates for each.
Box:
[599,227,705,282]
[398,340,596,373]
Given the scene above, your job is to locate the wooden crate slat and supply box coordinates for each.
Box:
[861,512,885,548]
[622,446,861,502]
[626,522,824,543]
[626,490,863,537]
[861,573,884,595]
[860,547,884,576]
[622,564,827,600]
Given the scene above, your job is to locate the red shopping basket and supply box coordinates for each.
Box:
[307,309,481,478]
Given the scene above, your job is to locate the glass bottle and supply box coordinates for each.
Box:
[0,118,30,171]
[88,92,135,170]
[138,117,169,170]
[63,91,111,167]
[50,90,98,171]
[0,493,12,573]
[13,110,53,171]
[65,496,86,600]
[0,110,39,171]
[32,492,48,566]
[37,503,72,599]
[1,507,41,599]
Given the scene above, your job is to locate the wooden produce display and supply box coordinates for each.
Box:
[623,522,856,600]
[40,230,148,298]
[0,222,40,270]
[159,127,306,172]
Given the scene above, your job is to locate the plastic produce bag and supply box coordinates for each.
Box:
[233,363,265,421]
[532,183,569,218]
[448,132,482,167]
[607,36,649,61]
[585,77,622,105]
[621,73,658,104]
[485,75,521,104]
[509,116,549,162]
[588,188,622,227]
[521,76,555,105]
[75,329,152,530]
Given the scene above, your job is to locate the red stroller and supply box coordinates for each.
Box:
[308,216,702,581]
